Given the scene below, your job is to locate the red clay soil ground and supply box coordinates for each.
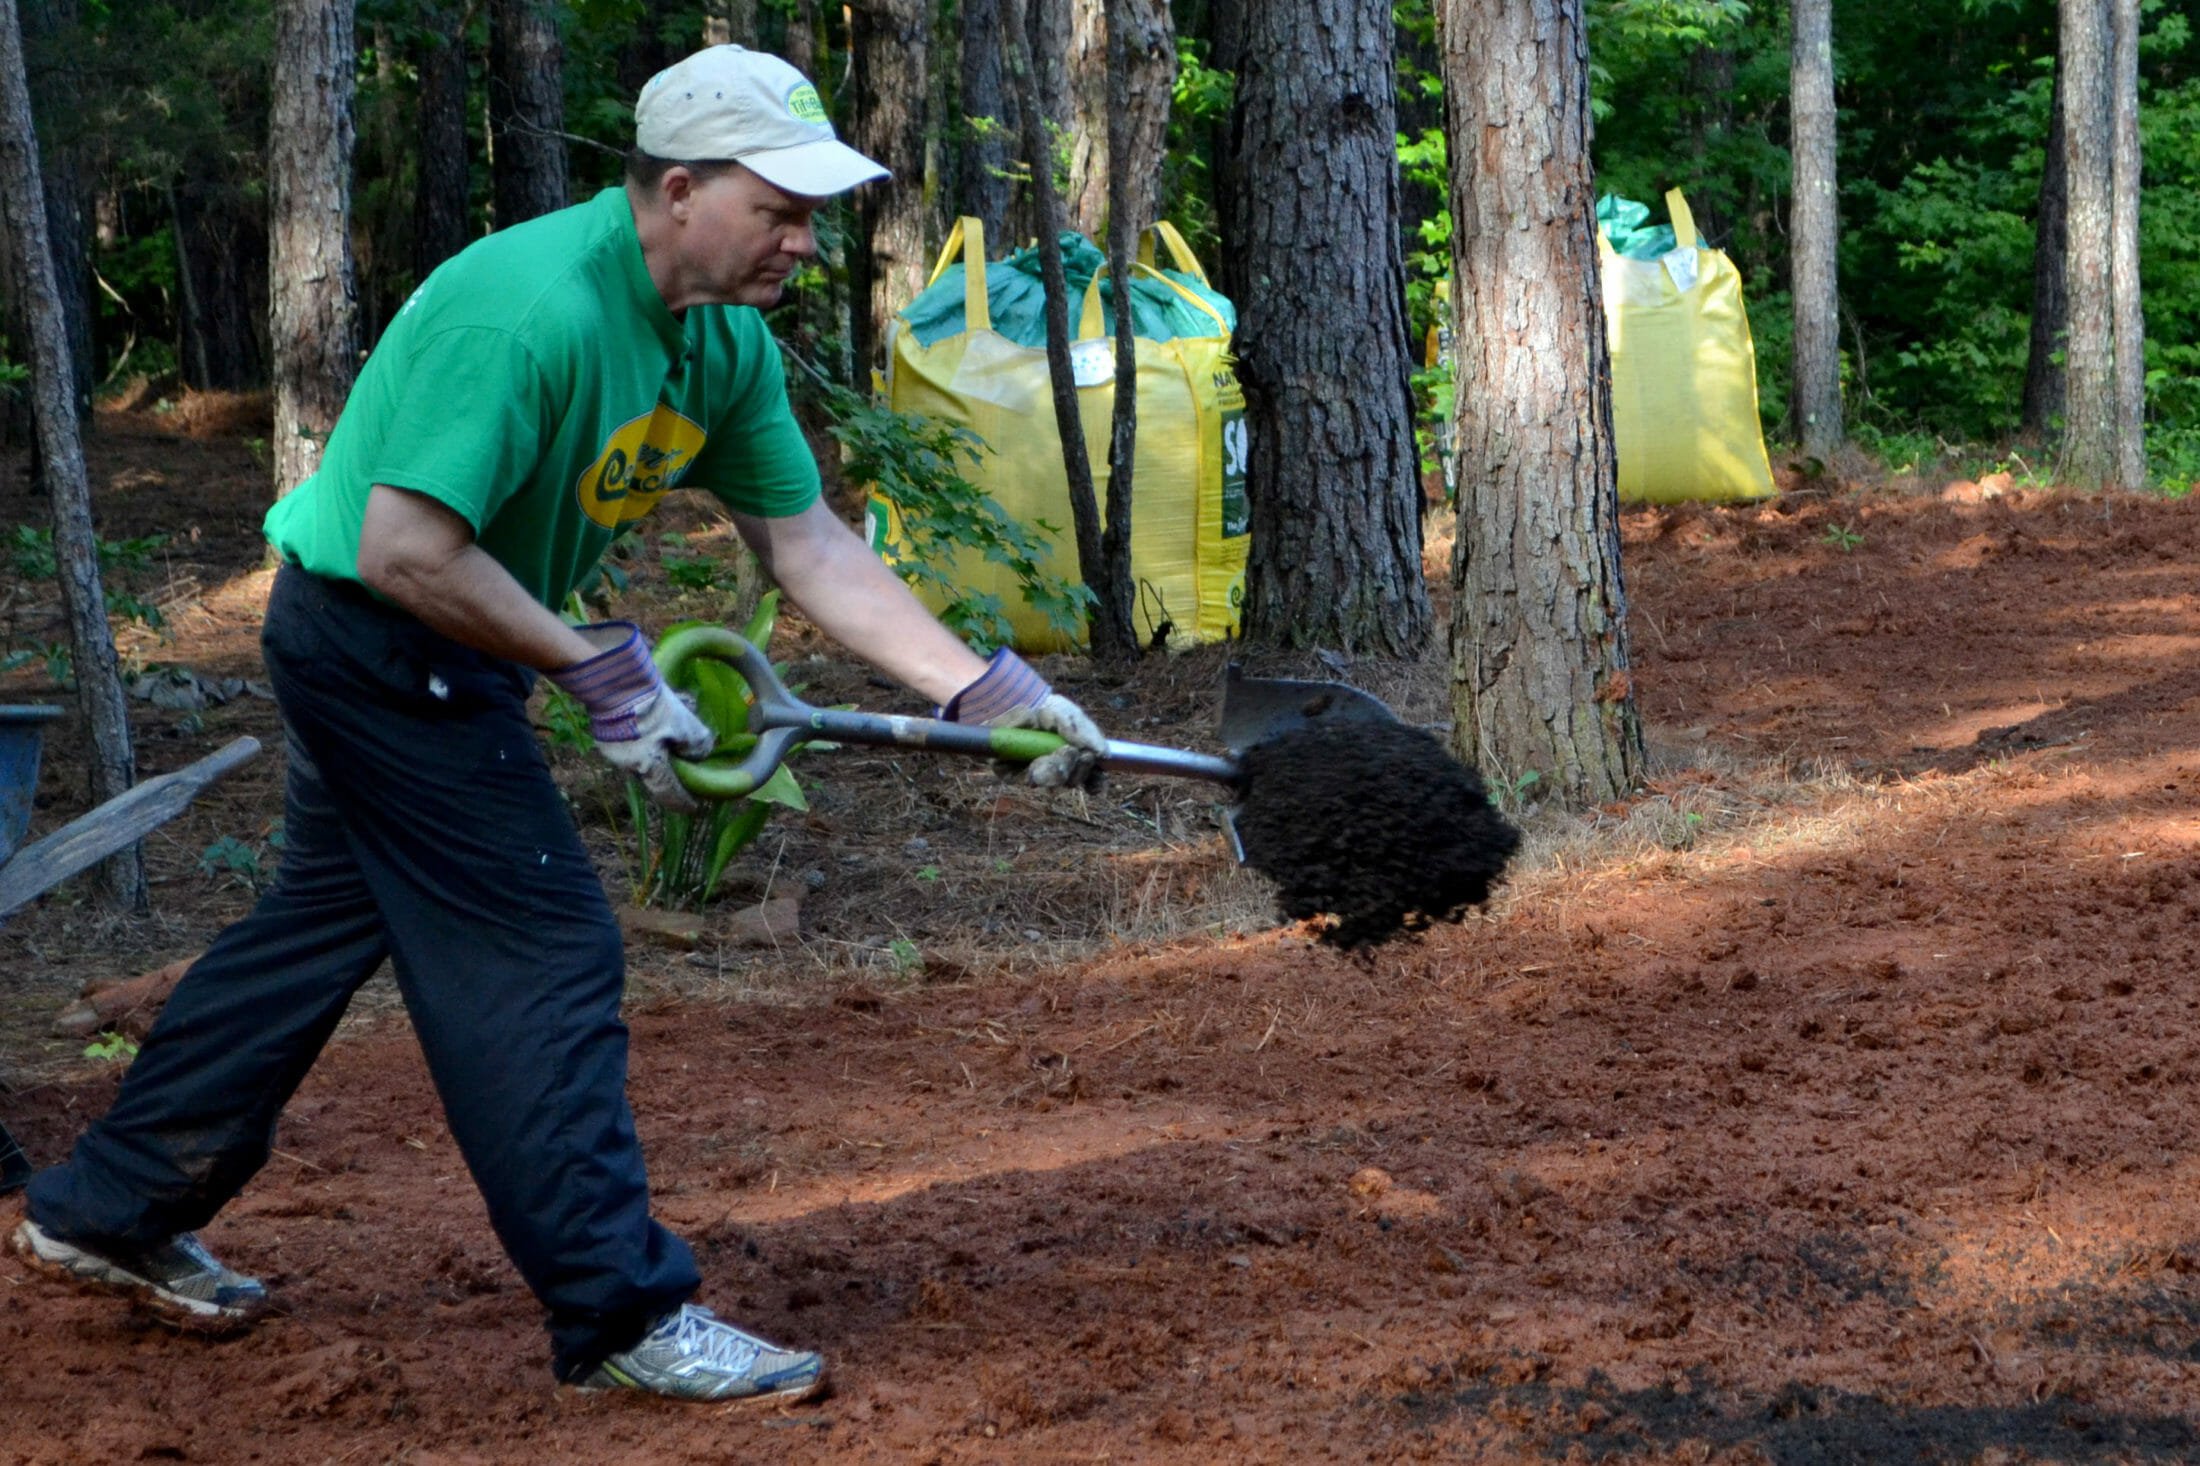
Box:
[7,416,2200,1464]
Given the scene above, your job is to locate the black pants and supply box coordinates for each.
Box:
[27,567,698,1379]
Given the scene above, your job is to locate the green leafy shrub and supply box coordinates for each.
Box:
[795,358,1092,653]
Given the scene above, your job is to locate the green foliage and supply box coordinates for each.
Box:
[197,821,282,892]
[1819,523,1865,553]
[83,1032,141,1063]
[795,360,1093,654]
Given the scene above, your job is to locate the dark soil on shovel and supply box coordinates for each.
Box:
[1232,718,1520,947]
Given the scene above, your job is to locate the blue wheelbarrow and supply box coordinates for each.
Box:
[0,705,260,1192]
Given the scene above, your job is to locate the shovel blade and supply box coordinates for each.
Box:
[1216,663,1403,756]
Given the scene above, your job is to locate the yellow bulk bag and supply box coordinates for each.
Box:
[1601,189,1777,503]
[871,217,1249,653]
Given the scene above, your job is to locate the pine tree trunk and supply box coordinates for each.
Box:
[1441,0,1642,806]
[270,0,361,498]
[2109,0,2144,490]
[1007,0,1130,654]
[848,0,930,379]
[2056,0,2116,488]
[488,0,567,228]
[1221,0,1430,656]
[1789,0,1842,459]
[1100,0,1172,233]
[413,0,472,280]
[780,0,817,75]
[702,1,757,48]
[956,0,1014,242]
[1063,0,1106,236]
[2022,63,2069,438]
[0,0,89,424]
[0,0,143,911]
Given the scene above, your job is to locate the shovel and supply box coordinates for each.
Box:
[655,625,1397,803]
[656,627,1518,947]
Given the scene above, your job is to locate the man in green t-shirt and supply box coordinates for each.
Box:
[13,46,1105,1404]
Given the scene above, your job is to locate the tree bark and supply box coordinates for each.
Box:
[2022,61,2069,438]
[2056,0,2116,488]
[414,0,472,280]
[1441,0,1642,806]
[1100,0,1173,234]
[2109,0,2144,490]
[1063,0,1107,235]
[269,0,361,498]
[848,0,931,379]
[779,0,817,75]
[1007,0,1124,652]
[488,0,566,228]
[702,0,758,48]
[1789,0,1842,459]
[0,0,144,911]
[1220,0,1430,657]
[0,0,89,424]
[956,0,1015,242]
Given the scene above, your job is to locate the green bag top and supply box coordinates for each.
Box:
[899,231,1237,350]
[1598,194,1679,261]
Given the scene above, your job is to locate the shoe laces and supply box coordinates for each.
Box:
[664,1305,762,1374]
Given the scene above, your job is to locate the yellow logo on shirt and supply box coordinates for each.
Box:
[576,406,708,529]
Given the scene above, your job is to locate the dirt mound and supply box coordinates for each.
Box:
[1233,718,1518,946]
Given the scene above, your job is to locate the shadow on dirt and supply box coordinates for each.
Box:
[1399,1364,2200,1463]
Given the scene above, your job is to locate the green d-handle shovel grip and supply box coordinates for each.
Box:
[654,625,1240,802]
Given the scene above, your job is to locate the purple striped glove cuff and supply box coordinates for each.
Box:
[547,622,661,742]
[942,648,1050,724]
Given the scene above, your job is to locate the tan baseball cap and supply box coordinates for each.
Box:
[634,45,889,198]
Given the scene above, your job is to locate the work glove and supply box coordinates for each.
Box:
[943,648,1108,792]
[548,622,715,813]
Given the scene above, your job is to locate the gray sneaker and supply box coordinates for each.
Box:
[582,1303,827,1404]
[10,1217,268,1329]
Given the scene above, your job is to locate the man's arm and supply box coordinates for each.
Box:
[356,483,596,671]
[730,498,989,706]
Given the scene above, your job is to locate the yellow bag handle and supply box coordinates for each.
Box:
[1075,261,1230,343]
[926,216,991,333]
[1134,221,1213,288]
[1664,189,1698,253]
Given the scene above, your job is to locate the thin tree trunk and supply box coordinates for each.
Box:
[1007,0,1119,649]
[2,0,88,422]
[1093,0,1157,664]
[1441,0,1642,806]
[848,0,930,378]
[956,0,1014,242]
[2109,0,2144,490]
[488,0,566,228]
[269,0,361,498]
[1789,0,1842,458]
[1221,0,1430,656]
[170,173,268,390]
[2056,0,2115,488]
[414,0,472,279]
[0,0,143,911]
[2022,62,2069,438]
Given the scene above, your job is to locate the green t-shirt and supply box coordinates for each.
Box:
[265,186,820,608]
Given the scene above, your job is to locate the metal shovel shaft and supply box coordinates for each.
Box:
[657,627,1240,801]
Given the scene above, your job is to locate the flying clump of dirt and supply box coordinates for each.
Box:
[1232,719,1519,948]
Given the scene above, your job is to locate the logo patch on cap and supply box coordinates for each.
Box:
[785,82,827,125]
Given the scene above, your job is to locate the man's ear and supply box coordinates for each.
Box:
[660,166,695,219]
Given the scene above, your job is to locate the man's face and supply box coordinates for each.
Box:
[673,164,823,308]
